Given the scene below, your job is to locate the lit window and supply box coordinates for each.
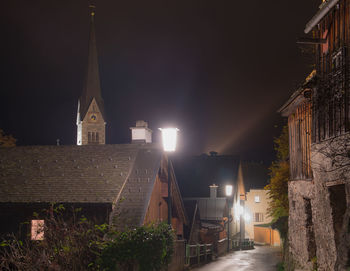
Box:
[254,196,260,203]
[254,213,264,222]
[31,220,44,240]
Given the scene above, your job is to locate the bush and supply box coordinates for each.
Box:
[98,223,174,271]
[0,205,105,270]
[0,205,174,271]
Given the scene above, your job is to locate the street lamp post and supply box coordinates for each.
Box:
[159,128,179,226]
[225,185,233,253]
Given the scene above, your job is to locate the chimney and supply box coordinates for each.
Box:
[130,120,152,143]
[209,184,218,198]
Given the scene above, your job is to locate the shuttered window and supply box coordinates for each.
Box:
[288,102,313,180]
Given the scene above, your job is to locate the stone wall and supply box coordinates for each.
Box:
[288,134,350,271]
[288,180,315,270]
[310,134,350,271]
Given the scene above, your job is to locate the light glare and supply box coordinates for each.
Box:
[225,185,233,196]
[159,128,179,152]
[244,213,251,222]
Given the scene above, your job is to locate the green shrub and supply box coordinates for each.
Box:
[98,222,174,271]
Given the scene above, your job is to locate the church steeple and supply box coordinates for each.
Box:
[77,4,106,145]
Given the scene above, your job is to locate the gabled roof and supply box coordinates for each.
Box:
[78,7,105,120]
[278,70,315,117]
[110,146,164,229]
[0,144,190,230]
[0,144,161,205]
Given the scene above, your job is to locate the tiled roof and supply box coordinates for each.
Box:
[0,144,161,206]
[110,146,163,229]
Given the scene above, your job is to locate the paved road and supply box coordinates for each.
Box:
[191,246,282,271]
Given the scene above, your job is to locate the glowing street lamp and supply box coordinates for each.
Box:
[225,184,233,252]
[159,128,179,152]
[225,185,233,197]
[159,128,179,225]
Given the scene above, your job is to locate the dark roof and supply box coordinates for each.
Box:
[278,70,315,116]
[78,9,105,120]
[183,200,198,224]
[184,198,228,221]
[110,146,164,229]
[241,162,268,191]
[173,154,240,198]
[0,144,161,207]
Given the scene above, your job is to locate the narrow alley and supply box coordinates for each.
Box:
[190,246,282,271]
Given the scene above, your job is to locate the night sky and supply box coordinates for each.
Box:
[1,0,320,163]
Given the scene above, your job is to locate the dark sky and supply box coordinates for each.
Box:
[1,0,320,163]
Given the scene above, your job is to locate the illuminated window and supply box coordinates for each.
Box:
[31,220,44,240]
[254,213,264,222]
[254,196,260,203]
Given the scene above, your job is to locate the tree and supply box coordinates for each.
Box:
[265,125,289,239]
[0,129,16,147]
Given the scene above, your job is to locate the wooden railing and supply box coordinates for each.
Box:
[231,238,254,250]
[185,243,213,266]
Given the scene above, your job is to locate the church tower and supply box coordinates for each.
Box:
[76,4,106,145]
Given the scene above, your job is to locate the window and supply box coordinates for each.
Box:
[88,132,99,144]
[254,196,260,203]
[31,220,44,240]
[254,213,264,222]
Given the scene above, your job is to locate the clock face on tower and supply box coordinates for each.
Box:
[89,113,97,122]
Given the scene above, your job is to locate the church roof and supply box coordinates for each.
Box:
[78,6,105,120]
[0,144,161,210]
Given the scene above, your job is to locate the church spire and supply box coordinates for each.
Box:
[77,4,106,145]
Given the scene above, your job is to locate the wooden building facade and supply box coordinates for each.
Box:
[312,0,350,142]
[280,1,350,270]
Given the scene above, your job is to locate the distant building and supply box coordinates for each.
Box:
[174,153,269,245]
[280,0,350,269]
[184,185,229,256]
[245,189,281,246]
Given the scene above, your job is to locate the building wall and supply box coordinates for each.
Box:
[143,174,184,237]
[245,189,272,240]
[310,134,350,271]
[288,181,316,270]
[143,175,169,224]
[288,134,350,271]
[254,226,281,246]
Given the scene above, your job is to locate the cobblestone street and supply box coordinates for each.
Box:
[191,246,282,271]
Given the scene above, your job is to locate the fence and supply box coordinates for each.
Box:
[185,243,213,266]
[168,240,186,271]
[217,238,228,256]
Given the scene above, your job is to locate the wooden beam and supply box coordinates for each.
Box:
[297,37,327,44]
